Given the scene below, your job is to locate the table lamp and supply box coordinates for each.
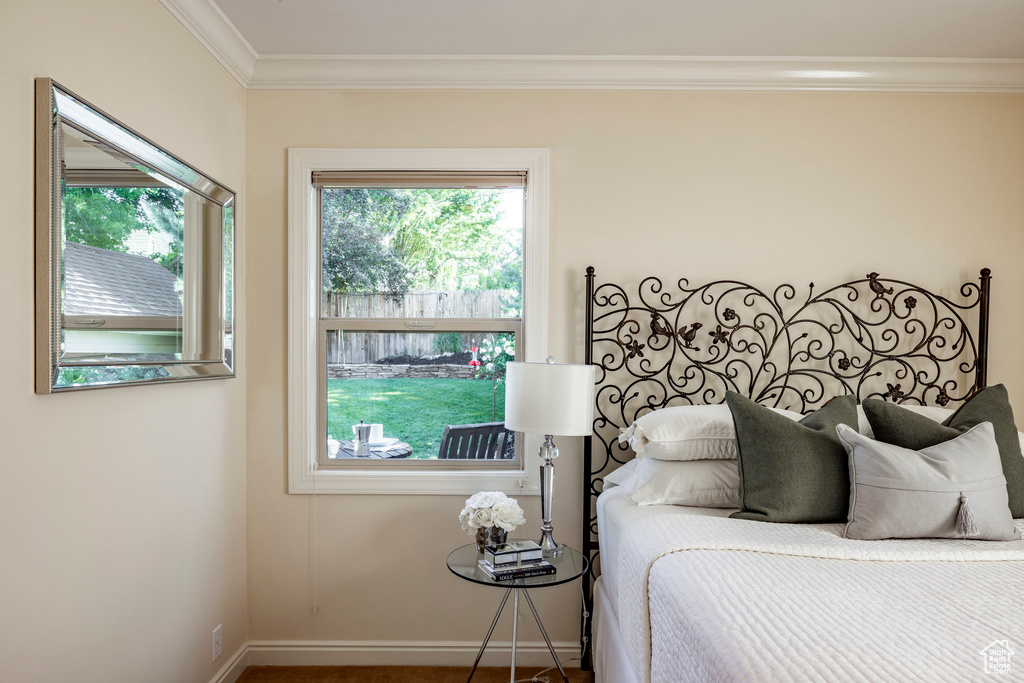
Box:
[504,357,596,555]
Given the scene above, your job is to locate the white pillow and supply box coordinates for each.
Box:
[903,404,958,421]
[604,457,740,508]
[619,404,801,461]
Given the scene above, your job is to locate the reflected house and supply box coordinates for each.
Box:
[63,241,183,358]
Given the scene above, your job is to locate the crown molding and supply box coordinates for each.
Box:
[160,1,1024,92]
[159,0,257,86]
[247,55,1024,92]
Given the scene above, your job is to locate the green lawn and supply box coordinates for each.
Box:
[327,378,506,459]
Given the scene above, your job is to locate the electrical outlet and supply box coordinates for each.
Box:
[212,625,222,662]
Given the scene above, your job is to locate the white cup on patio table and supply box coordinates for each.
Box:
[369,424,384,442]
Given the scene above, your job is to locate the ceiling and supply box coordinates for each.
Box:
[161,0,1024,90]
[212,0,1024,59]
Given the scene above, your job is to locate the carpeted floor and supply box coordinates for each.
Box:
[236,665,595,682]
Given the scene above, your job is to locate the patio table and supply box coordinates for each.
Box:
[332,439,413,459]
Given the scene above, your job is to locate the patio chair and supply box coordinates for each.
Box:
[437,421,513,460]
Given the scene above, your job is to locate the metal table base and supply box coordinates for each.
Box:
[465,586,569,683]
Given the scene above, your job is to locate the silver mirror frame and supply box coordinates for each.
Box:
[35,78,236,392]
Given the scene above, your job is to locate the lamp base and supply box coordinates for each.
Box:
[538,530,564,558]
[537,435,564,558]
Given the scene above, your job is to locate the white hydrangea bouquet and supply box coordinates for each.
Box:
[459,491,526,550]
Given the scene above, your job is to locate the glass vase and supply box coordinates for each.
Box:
[475,526,509,552]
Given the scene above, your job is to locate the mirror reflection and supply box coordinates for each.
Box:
[62,122,186,362]
[36,79,235,391]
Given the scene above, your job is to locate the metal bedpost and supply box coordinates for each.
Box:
[977,267,991,391]
[581,266,596,670]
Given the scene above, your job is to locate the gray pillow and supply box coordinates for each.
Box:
[726,392,858,523]
[862,384,1024,518]
[836,422,1019,541]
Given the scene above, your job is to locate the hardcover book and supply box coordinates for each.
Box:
[478,559,556,581]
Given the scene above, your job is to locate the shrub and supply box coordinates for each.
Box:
[433,332,464,355]
[476,333,515,381]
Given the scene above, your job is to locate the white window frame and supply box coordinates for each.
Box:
[287,148,549,495]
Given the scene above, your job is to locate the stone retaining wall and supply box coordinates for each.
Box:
[327,363,478,380]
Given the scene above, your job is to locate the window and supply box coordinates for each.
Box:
[316,173,524,468]
[288,149,549,494]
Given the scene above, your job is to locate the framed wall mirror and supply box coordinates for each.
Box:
[35,78,235,392]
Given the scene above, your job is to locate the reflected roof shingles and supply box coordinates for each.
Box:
[64,241,183,317]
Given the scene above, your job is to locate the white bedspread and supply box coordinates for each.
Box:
[616,510,1024,683]
[597,486,733,617]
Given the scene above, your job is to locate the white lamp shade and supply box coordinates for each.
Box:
[504,361,596,436]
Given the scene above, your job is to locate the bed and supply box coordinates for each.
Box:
[579,268,1024,682]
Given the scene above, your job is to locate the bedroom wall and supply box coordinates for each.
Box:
[0,2,247,682]
[244,89,1024,657]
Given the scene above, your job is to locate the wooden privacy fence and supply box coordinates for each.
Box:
[324,289,508,318]
[324,289,511,364]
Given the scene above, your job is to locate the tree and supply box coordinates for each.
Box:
[142,196,184,273]
[320,187,522,298]
[391,188,508,291]
[320,189,413,295]
[63,186,184,269]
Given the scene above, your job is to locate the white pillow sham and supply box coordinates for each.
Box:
[604,457,740,508]
[619,404,802,461]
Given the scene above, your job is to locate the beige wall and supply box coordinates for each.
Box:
[7,1,1022,675]
[245,90,1024,652]
[0,2,247,682]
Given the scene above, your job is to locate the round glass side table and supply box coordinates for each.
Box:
[446,543,588,683]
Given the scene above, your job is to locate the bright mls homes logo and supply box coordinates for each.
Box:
[981,640,1014,675]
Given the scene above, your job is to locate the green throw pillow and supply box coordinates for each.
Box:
[725,392,858,523]
[862,384,1024,518]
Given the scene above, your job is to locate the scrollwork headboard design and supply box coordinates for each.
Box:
[579,267,991,667]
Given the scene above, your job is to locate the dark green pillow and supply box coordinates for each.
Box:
[862,384,1024,518]
[725,392,858,523]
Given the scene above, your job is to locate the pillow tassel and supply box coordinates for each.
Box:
[956,494,980,538]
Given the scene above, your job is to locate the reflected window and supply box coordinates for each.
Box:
[57,120,224,370]
[62,184,185,360]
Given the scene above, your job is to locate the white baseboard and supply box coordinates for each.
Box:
[228,639,579,670]
[210,642,249,683]
[209,639,582,681]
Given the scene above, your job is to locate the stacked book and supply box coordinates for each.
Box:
[477,540,555,581]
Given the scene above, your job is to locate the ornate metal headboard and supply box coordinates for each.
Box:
[579,267,991,667]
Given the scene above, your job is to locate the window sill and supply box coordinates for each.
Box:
[288,466,542,496]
